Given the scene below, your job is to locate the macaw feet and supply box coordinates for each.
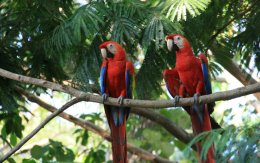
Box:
[192,93,203,124]
[117,96,124,105]
[102,93,109,103]
[173,95,181,107]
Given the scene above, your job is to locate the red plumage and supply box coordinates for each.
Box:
[164,34,215,163]
[100,41,134,163]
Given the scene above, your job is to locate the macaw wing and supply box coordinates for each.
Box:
[199,53,216,115]
[100,60,107,95]
[199,53,212,95]
[163,68,180,98]
[126,62,135,99]
[124,62,135,120]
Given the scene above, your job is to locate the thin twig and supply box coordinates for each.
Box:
[0,68,259,109]
[0,97,85,162]
[16,87,175,163]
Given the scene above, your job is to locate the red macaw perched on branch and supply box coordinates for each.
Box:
[164,34,215,163]
[99,41,135,163]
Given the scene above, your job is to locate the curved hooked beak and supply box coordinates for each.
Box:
[166,39,179,52]
[101,48,107,58]
[166,39,173,51]
[100,48,114,59]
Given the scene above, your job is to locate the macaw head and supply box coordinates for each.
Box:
[99,41,126,61]
[165,34,190,52]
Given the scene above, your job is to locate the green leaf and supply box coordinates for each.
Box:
[31,145,44,160]
[174,139,186,150]
[164,0,210,21]
[22,159,37,163]
[1,126,7,139]
[81,131,89,146]
[128,138,142,147]
[84,149,106,163]
[7,158,16,163]
[10,132,17,146]
[143,128,161,142]
[160,141,175,157]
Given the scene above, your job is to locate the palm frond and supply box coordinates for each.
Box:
[164,0,210,21]
[136,43,171,99]
[142,16,182,49]
[45,3,105,53]
[107,0,148,44]
[184,121,260,162]
[72,36,103,92]
[110,16,140,44]
[230,5,260,72]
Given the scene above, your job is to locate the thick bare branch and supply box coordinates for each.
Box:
[0,68,259,109]
[0,97,85,162]
[16,87,175,163]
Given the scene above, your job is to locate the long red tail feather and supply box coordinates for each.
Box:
[191,105,215,163]
[109,116,127,163]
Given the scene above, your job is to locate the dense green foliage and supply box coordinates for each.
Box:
[185,120,260,162]
[0,0,259,162]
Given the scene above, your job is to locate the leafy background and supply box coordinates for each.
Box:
[0,0,259,162]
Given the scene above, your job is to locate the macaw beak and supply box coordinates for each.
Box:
[166,39,173,51]
[101,48,107,58]
[166,39,179,52]
[100,48,114,59]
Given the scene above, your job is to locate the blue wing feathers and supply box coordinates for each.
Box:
[111,106,125,126]
[201,62,212,95]
[100,67,106,95]
[118,108,124,126]
[126,71,132,98]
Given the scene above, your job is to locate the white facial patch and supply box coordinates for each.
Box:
[101,48,107,58]
[107,44,117,54]
[174,36,184,49]
[167,39,173,51]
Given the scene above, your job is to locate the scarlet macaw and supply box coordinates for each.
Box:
[99,41,135,163]
[164,34,215,163]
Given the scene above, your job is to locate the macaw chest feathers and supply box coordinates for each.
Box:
[106,61,126,97]
[107,67,125,79]
[107,61,126,77]
[176,57,194,72]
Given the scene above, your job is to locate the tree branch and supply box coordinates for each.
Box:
[16,86,193,149]
[16,87,175,163]
[0,97,85,162]
[0,68,259,109]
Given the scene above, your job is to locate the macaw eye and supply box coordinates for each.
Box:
[107,44,114,51]
[106,43,116,54]
[177,36,180,40]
